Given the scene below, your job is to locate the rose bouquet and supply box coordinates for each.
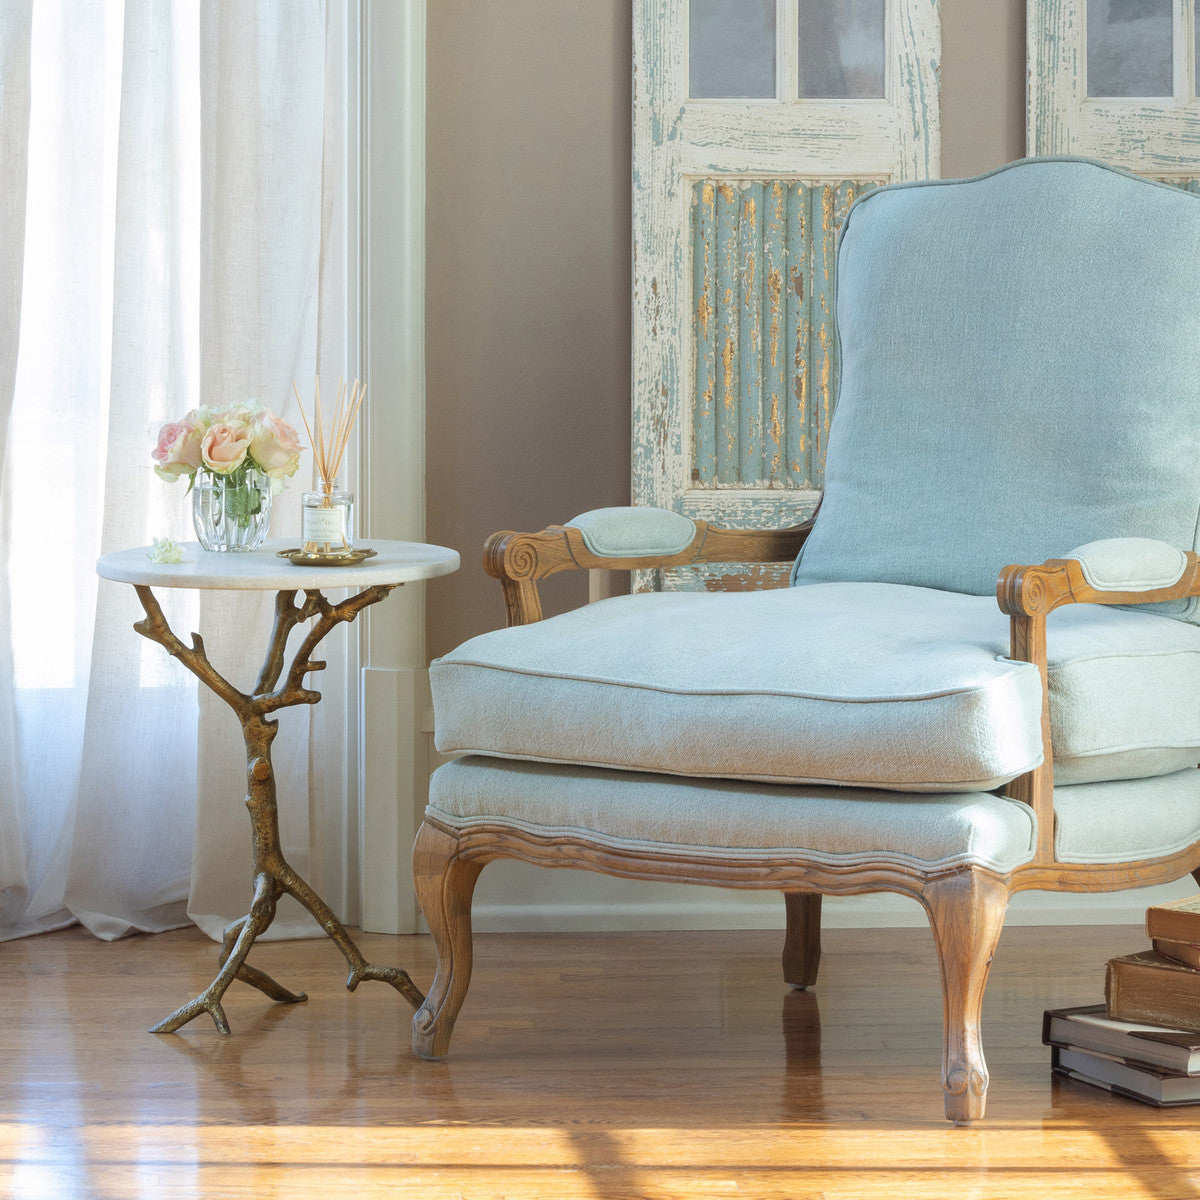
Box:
[152,401,304,550]
[153,401,304,486]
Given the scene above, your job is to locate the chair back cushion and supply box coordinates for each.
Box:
[791,157,1200,622]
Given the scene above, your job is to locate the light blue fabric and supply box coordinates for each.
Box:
[428,757,1200,872]
[792,158,1200,624]
[1066,538,1188,592]
[428,756,1039,873]
[431,582,1200,791]
[1054,769,1200,864]
[566,507,697,558]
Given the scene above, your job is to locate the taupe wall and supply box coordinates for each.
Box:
[426,2,633,657]
[425,1,1026,658]
[942,0,1026,178]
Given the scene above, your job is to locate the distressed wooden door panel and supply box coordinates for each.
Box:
[633,0,941,591]
[691,177,878,492]
[1029,0,1200,177]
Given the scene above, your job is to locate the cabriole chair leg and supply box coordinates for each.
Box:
[412,820,484,1060]
[782,892,822,989]
[923,869,1011,1125]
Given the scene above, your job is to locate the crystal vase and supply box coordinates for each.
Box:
[192,466,272,552]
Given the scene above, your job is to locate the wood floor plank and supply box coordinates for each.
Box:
[2,923,1199,1198]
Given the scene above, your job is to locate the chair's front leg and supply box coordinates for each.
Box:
[412,820,485,1060]
[782,892,822,989]
[922,869,1010,1124]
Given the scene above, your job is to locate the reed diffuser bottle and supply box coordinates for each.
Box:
[293,377,365,559]
[301,479,354,556]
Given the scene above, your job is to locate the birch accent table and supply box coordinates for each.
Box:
[96,538,459,1035]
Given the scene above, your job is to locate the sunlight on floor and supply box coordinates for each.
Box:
[3,1120,1197,1200]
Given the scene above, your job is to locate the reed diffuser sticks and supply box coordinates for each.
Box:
[292,376,366,556]
[292,376,366,492]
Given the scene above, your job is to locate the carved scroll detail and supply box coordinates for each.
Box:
[483,518,816,626]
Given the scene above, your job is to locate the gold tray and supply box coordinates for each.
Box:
[276,547,378,567]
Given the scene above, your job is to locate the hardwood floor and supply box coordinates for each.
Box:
[2,920,1198,1198]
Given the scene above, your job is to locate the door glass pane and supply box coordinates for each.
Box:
[1087,0,1173,97]
[798,0,886,99]
[689,0,776,99]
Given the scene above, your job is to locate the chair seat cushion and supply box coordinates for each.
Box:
[427,758,1200,872]
[431,583,1200,792]
[428,756,1039,873]
[1053,771,1200,864]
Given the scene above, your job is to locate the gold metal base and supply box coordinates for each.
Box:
[133,582,423,1035]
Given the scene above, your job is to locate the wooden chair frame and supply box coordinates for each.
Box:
[413,519,1200,1122]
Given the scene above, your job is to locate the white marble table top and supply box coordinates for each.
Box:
[96,538,460,591]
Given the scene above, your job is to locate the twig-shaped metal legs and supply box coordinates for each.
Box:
[271,856,423,1006]
[134,583,425,1035]
[152,872,291,1034]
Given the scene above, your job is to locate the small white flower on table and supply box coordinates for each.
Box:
[146,537,183,564]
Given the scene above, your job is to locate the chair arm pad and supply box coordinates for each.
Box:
[483,514,815,608]
[564,507,698,559]
[1065,538,1188,592]
[998,540,1199,617]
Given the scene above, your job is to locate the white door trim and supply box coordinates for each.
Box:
[1028,0,1200,172]
[355,0,428,934]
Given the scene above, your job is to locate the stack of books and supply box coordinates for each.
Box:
[1044,895,1200,1106]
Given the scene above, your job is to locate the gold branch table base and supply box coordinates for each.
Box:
[96,539,460,1036]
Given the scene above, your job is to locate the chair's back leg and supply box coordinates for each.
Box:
[412,820,485,1060]
[922,869,1011,1124]
[782,892,822,989]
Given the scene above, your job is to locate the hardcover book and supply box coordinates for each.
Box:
[1051,1045,1200,1107]
[1042,1004,1200,1074]
[1153,938,1200,971]
[1145,895,1200,945]
[1106,950,1200,1033]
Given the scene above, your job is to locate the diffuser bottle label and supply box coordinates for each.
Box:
[303,506,347,544]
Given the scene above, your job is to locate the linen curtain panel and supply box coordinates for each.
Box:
[0,0,347,942]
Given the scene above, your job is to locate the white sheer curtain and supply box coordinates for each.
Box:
[0,0,348,942]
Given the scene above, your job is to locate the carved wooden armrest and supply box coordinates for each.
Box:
[998,539,1200,617]
[996,538,1200,863]
[484,506,815,626]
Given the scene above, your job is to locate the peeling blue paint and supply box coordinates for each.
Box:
[690,178,871,490]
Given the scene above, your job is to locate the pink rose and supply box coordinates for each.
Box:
[249,412,304,479]
[200,421,252,474]
[152,418,202,481]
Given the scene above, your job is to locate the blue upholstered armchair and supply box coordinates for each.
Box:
[415,158,1200,1123]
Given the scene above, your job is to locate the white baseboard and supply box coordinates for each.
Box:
[464,876,1199,934]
